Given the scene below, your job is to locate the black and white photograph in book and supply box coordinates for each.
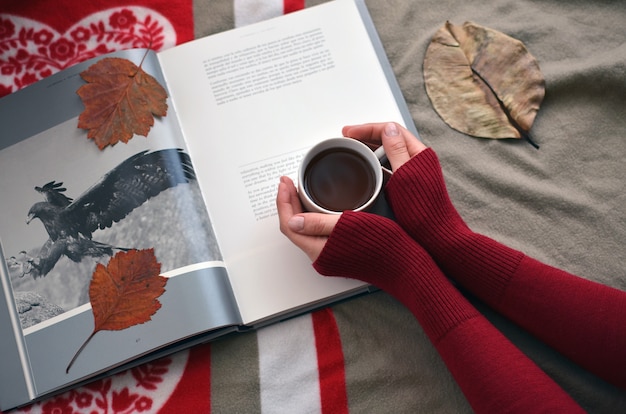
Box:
[0,119,222,329]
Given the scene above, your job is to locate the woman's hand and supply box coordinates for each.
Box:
[342,122,427,172]
[276,122,427,262]
[276,176,341,262]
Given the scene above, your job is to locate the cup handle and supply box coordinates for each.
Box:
[374,145,387,165]
[374,145,393,183]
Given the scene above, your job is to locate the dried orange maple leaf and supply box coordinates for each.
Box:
[77,57,168,150]
[66,248,167,373]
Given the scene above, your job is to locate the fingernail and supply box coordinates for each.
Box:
[288,215,305,232]
[384,122,399,136]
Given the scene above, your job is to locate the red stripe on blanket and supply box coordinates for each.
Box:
[312,308,349,414]
[283,0,305,14]
[159,344,212,413]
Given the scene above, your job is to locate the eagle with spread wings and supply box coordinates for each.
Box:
[14,148,196,279]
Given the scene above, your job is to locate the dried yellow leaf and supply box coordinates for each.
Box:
[424,21,545,145]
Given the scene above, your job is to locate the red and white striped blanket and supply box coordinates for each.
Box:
[1,0,625,413]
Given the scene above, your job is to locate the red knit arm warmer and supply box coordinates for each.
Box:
[385,148,626,389]
[313,211,584,413]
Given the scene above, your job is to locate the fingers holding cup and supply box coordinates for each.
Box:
[342,122,427,173]
[276,176,336,261]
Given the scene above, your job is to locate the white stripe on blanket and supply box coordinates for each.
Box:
[234,0,285,27]
[257,314,322,414]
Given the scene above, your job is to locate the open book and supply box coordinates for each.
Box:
[0,0,417,410]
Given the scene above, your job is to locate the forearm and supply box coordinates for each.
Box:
[314,212,479,341]
[385,149,626,389]
[314,212,583,413]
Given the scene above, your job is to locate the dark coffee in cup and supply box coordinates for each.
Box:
[298,137,383,214]
[303,148,376,212]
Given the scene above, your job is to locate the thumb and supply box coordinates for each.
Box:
[288,213,341,236]
[382,122,413,172]
[382,122,428,171]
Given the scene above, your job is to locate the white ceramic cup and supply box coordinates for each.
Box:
[297,138,385,214]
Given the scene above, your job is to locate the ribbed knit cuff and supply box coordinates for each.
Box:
[313,211,480,342]
[385,148,469,250]
[385,149,524,306]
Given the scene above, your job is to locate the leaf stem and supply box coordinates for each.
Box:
[522,132,540,149]
[132,42,153,77]
[470,66,540,150]
[66,330,97,374]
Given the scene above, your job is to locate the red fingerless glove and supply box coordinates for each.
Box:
[314,210,479,341]
[313,211,584,413]
[385,148,523,306]
[385,149,626,390]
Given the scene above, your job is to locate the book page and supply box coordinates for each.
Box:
[158,0,413,324]
[0,49,242,399]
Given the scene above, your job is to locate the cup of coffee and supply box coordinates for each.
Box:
[298,138,384,214]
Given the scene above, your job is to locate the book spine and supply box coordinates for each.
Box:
[0,240,36,411]
[353,0,419,138]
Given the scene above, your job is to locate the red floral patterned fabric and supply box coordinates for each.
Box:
[34,354,186,414]
[0,0,194,97]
